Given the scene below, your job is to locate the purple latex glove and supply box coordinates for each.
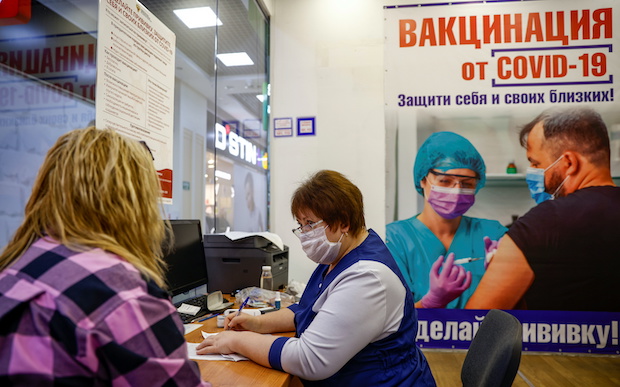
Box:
[420,253,472,308]
[483,236,499,269]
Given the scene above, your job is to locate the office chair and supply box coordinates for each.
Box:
[461,309,523,387]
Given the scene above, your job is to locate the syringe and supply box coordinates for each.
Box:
[453,257,484,265]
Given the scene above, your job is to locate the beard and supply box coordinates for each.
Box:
[546,169,568,198]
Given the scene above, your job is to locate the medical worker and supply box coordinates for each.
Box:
[386,132,507,309]
[198,170,436,386]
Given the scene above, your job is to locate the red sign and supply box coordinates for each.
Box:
[0,0,31,26]
[158,169,173,200]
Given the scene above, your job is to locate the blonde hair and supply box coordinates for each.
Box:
[0,127,169,288]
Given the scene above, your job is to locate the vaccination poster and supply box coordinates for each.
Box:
[384,0,619,354]
[96,0,176,203]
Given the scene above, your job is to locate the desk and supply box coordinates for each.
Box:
[184,311,297,387]
[184,314,620,387]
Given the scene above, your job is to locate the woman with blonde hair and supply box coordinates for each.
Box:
[0,127,210,386]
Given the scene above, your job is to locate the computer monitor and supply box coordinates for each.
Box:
[162,219,209,297]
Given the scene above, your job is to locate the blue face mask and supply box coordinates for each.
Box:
[525,155,565,204]
[525,168,552,204]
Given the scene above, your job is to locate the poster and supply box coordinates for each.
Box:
[385,0,617,113]
[417,309,619,354]
[384,0,620,352]
[385,0,619,193]
[96,0,176,203]
[232,165,267,233]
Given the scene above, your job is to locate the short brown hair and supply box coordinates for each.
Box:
[519,106,610,167]
[291,170,366,237]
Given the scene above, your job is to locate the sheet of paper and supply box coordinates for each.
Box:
[183,323,202,335]
[186,342,248,362]
[222,231,284,251]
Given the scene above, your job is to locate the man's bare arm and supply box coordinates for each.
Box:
[465,235,534,309]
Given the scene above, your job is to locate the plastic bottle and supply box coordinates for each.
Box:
[274,292,281,310]
[260,265,273,291]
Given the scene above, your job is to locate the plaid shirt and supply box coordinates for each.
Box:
[0,237,211,386]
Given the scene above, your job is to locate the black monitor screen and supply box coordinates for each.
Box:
[163,219,208,296]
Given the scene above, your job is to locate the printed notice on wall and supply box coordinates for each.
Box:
[96,0,176,203]
[384,0,618,113]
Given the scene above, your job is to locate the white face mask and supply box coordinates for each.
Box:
[297,225,344,265]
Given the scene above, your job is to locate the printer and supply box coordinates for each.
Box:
[204,233,288,293]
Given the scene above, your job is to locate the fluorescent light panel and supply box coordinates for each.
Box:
[215,170,231,180]
[174,7,222,29]
[217,52,254,67]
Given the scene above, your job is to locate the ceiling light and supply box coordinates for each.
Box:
[174,7,222,29]
[215,170,231,180]
[217,52,254,67]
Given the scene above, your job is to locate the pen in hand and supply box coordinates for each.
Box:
[227,296,250,330]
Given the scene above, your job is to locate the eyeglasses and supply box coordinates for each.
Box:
[139,140,155,160]
[427,170,478,189]
[292,219,324,237]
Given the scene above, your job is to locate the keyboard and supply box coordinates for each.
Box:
[175,294,209,323]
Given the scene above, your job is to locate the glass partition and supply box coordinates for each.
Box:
[212,0,269,233]
[0,0,270,249]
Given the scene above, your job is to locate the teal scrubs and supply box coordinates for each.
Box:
[386,216,507,309]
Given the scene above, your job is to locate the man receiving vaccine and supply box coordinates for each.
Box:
[466,106,620,312]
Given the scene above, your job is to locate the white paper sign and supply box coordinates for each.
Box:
[96,0,176,203]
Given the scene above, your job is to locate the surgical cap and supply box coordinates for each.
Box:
[413,131,486,195]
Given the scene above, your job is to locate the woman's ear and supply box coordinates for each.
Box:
[334,222,350,234]
[420,176,429,197]
[420,176,427,189]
